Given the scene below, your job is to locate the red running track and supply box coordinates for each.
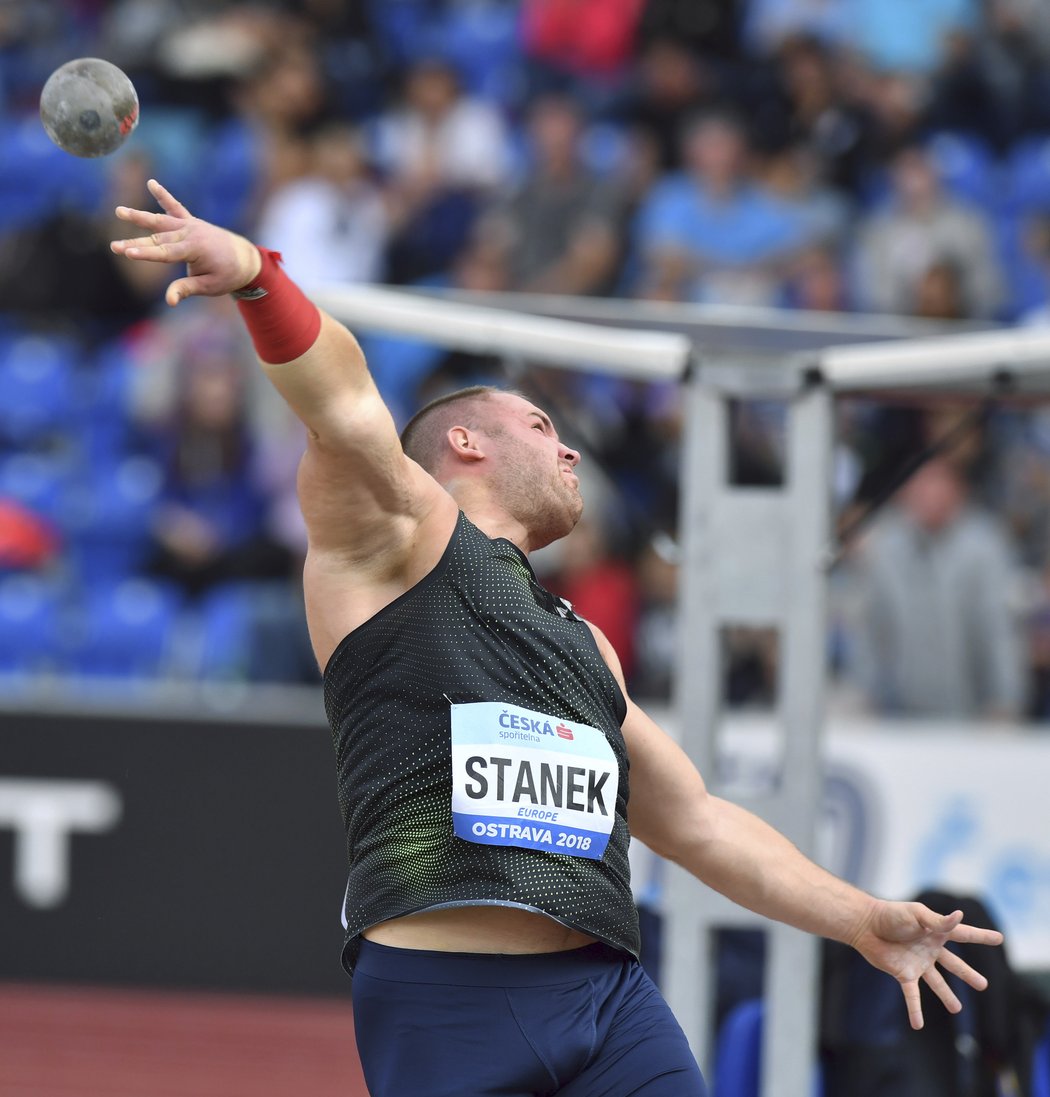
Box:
[0,982,369,1097]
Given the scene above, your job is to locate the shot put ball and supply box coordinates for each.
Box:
[39,58,139,158]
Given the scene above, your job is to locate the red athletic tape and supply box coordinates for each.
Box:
[234,247,322,364]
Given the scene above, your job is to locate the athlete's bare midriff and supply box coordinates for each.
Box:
[362,905,599,954]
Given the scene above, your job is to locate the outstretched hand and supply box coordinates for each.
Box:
[849,899,1003,1030]
[110,179,261,306]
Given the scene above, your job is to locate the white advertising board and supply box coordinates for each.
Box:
[636,711,1050,970]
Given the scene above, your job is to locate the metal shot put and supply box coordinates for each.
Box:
[39,58,139,158]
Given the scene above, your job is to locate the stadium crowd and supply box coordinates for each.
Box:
[2,0,1050,720]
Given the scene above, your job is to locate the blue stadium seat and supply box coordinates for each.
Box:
[0,116,107,232]
[859,132,1001,213]
[714,999,824,1097]
[58,456,163,583]
[1005,136,1050,213]
[193,120,263,235]
[715,998,763,1097]
[65,578,181,679]
[73,341,135,462]
[994,212,1050,320]
[0,334,80,445]
[0,452,71,521]
[195,582,257,681]
[580,122,632,178]
[1034,1023,1050,1097]
[367,0,440,64]
[435,2,523,105]
[926,132,1001,212]
[0,574,61,674]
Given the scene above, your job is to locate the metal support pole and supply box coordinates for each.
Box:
[666,370,833,1097]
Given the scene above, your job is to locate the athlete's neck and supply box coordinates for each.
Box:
[443,484,538,555]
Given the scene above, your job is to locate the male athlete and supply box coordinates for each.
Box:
[113,180,1003,1097]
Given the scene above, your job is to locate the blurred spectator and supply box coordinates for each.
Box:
[0,499,58,571]
[846,0,979,74]
[855,71,929,167]
[254,121,388,286]
[1015,213,1050,327]
[926,30,1015,150]
[484,93,625,295]
[199,36,331,232]
[374,56,511,283]
[912,258,967,320]
[521,0,646,89]
[546,517,639,679]
[637,0,742,59]
[984,0,1050,136]
[743,0,850,56]
[1025,564,1050,718]
[617,37,718,172]
[0,150,169,341]
[783,244,851,310]
[143,334,293,599]
[852,143,1003,318]
[287,0,383,120]
[760,141,851,248]
[769,35,876,195]
[984,409,1050,572]
[631,535,679,700]
[844,457,1024,719]
[127,299,287,444]
[633,109,814,305]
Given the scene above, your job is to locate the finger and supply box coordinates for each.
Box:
[901,979,924,1031]
[923,966,962,1014]
[120,238,194,265]
[165,275,209,306]
[147,178,192,219]
[111,228,187,254]
[114,204,182,233]
[928,909,965,933]
[937,947,988,992]
[947,924,1004,947]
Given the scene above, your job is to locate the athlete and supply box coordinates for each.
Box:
[112,180,1003,1097]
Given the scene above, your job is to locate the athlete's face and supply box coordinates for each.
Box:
[482,394,583,547]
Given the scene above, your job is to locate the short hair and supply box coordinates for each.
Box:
[399,385,507,474]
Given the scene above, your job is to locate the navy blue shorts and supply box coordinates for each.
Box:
[351,939,708,1097]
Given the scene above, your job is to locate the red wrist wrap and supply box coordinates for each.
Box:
[234,247,322,364]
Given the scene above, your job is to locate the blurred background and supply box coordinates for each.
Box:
[2,1,1050,1095]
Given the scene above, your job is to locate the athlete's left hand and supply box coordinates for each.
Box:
[848,899,1003,1030]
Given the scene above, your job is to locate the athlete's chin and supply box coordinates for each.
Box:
[559,497,585,540]
[560,484,584,525]
[531,497,583,551]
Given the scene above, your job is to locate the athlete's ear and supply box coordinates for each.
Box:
[446,426,486,463]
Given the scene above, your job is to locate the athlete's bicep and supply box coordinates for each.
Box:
[620,698,712,860]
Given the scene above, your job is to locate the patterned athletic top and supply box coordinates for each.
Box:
[323,512,638,973]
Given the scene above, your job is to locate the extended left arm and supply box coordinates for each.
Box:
[587,624,1003,1029]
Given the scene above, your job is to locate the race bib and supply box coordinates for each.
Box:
[450,701,619,860]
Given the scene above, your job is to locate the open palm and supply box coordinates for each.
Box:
[851,900,1003,1030]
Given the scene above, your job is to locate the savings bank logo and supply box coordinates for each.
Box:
[496,711,576,741]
